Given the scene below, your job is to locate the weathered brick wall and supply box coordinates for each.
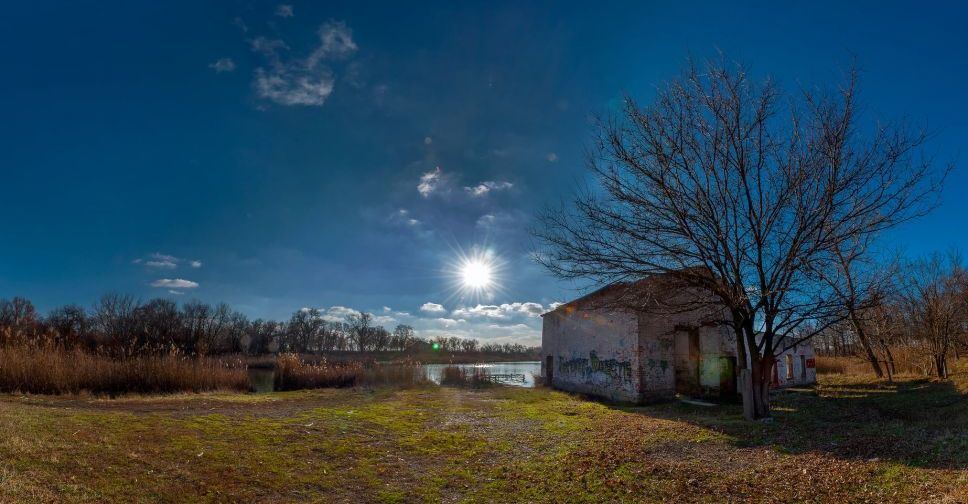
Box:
[636,313,677,401]
[541,308,641,402]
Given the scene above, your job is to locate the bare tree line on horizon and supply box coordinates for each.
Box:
[0,295,539,358]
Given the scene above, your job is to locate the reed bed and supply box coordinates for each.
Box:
[0,344,249,395]
[816,348,955,377]
[440,365,493,388]
[273,353,425,391]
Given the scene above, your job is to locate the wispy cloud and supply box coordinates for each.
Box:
[134,253,202,270]
[388,208,421,227]
[250,21,357,107]
[417,167,442,197]
[209,58,236,73]
[464,180,513,197]
[420,302,446,313]
[275,4,294,18]
[232,16,248,33]
[310,21,357,62]
[546,152,558,162]
[150,278,199,289]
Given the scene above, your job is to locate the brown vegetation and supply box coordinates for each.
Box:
[440,365,493,388]
[0,343,248,395]
[273,353,426,390]
[816,346,948,377]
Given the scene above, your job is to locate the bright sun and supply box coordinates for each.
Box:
[460,259,492,289]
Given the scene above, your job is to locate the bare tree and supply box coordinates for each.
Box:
[136,298,182,351]
[819,235,899,377]
[535,58,945,419]
[46,304,89,348]
[91,294,140,352]
[287,308,325,353]
[899,252,965,378]
[347,312,374,351]
[0,296,39,344]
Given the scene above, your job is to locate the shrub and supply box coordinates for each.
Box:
[0,343,249,395]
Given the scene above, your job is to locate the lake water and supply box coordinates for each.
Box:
[422,361,541,387]
[247,360,541,392]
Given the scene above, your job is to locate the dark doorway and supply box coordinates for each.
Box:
[674,328,702,396]
[545,355,554,386]
[719,356,737,396]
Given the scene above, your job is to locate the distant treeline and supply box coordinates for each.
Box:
[0,295,540,358]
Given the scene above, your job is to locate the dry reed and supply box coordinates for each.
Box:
[440,365,493,388]
[0,344,249,395]
[273,353,425,390]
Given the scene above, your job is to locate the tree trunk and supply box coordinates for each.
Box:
[935,354,948,379]
[746,355,773,419]
[849,313,883,378]
[882,342,896,375]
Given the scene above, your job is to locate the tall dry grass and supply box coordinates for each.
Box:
[273,353,425,391]
[440,365,493,388]
[816,347,957,377]
[0,344,249,395]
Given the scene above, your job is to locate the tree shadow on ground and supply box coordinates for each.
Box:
[614,371,967,470]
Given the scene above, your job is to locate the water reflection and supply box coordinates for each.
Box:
[248,361,541,392]
[422,361,540,387]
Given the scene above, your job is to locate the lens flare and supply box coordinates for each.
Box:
[460,259,492,289]
[445,245,504,302]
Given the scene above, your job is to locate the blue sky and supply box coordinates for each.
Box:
[1,1,966,344]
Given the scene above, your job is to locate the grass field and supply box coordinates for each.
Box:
[1,365,965,503]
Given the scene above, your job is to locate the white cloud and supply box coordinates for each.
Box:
[389,208,420,227]
[233,16,248,33]
[420,302,446,313]
[464,180,513,197]
[417,167,442,197]
[134,253,201,270]
[250,37,289,58]
[150,278,199,289]
[209,58,236,73]
[547,152,558,162]
[275,4,294,17]
[302,302,547,345]
[424,136,433,145]
[168,290,185,295]
[145,260,177,269]
[254,68,334,106]
[433,318,463,328]
[320,305,360,322]
[250,21,356,107]
[309,21,358,63]
[476,214,496,228]
[451,302,547,320]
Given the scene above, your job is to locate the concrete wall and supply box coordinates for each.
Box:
[635,313,678,401]
[639,307,737,398]
[541,308,641,402]
[773,340,817,387]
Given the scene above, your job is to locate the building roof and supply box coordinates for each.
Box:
[543,269,708,317]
